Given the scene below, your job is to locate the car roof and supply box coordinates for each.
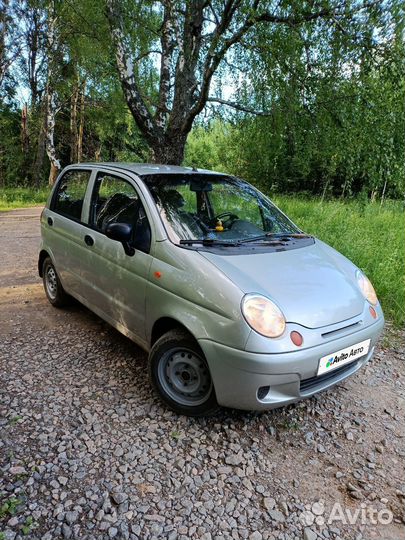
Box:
[72,162,225,177]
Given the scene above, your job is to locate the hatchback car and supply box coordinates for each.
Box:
[39,163,384,415]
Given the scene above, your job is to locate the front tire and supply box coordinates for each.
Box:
[148,329,219,416]
[42,257,70,307]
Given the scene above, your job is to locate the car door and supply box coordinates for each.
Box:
[80,171,153,347]
[44,168,93,297]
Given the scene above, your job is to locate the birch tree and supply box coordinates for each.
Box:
[0,0,9,89]
[0,0,21,92]
[44,2,61,185]
[106,0,384,165]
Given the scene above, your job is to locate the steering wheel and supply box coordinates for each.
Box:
[215,212,239,229]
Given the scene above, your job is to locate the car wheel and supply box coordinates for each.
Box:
[148,329,219,416]
[42,257,70,307]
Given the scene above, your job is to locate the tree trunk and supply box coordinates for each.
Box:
[48,161,59,185]
[20,103,33,183]
[380,179,387,206]
[21,103,29,153]
[28,8,40,107]
[77,79,86,162]
[150,133,187,165]
[45,89,61,185]
[0,0,8,89]
[44,3,61,186]
[70,75,79,163]
[32,100,47,187]
[107,1,369,166]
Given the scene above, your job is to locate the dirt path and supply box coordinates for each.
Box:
[0,208,404,540]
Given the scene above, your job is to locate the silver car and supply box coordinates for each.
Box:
[38,163,384,415]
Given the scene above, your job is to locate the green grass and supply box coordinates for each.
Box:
[272,196,405,327]
[8,415,22,425]
[0,497,22,518]
[1,187,404,326]
[0,187,49,211]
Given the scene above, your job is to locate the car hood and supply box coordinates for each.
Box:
[199,239,365,328]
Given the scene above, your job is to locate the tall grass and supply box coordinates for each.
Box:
[0,187,49,210]
[273,196,405,327]
[1,186,403,326]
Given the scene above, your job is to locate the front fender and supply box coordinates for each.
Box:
[145,241,249,349]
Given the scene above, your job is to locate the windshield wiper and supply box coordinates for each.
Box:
[180,233,313,247]
[179,238,241,247]
[268,233,312,238]
[238,232,312,244]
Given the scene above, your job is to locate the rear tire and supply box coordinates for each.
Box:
[42,257,70,308]
[148,329,219,416]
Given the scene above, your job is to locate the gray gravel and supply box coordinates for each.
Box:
[1,208,404,540]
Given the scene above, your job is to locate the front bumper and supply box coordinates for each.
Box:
[198,314,384,411]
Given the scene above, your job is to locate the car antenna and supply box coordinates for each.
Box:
[191,165,198,172]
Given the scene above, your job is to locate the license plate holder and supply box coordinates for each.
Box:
[317,339,371,376]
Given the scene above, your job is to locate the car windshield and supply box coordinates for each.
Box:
[143,173,301,245]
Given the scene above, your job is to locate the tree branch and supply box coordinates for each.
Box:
[188,0,257,119]
[207,97,273,116]
[188,0,381,127]
[206,1,220,26]
[156,0,176,128]
[105,0,161,145]
[167,0,206,134]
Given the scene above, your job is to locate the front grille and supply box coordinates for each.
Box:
[300,360,360,393]
[321,321,361,339]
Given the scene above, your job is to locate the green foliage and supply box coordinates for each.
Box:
[0,104,25,186]
[1,1,404,197]
[183,32,405,200]
[2,185,403,327]
[184,122,234,172]
[0,187,49,211]
[21,516,35,536]
[0,0,403,328]
[184,1,405,199]
[8,415,22,425]
[0,497,22,518]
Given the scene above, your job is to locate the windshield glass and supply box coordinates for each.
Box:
[143,174,301,245]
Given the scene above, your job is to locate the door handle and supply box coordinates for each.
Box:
[84,234,94,247]
[47,217,53,226]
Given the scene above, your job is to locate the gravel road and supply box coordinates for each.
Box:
[0,208,404,540]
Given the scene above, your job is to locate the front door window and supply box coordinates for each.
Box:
[91,174,151,253]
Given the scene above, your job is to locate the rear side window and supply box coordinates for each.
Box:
[53,170,91,221]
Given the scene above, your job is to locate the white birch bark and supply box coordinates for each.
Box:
[44,5,61,185]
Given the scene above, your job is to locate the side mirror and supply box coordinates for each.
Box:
[105,222,135,256]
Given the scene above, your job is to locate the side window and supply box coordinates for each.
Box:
[92,173,151,253]
[53,170,91,221]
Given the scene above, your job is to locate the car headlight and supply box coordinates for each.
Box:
[242,294,286,338]
[356,270,378,305]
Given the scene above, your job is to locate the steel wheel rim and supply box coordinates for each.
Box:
[157,347,212,406]
[45,266,57,300]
